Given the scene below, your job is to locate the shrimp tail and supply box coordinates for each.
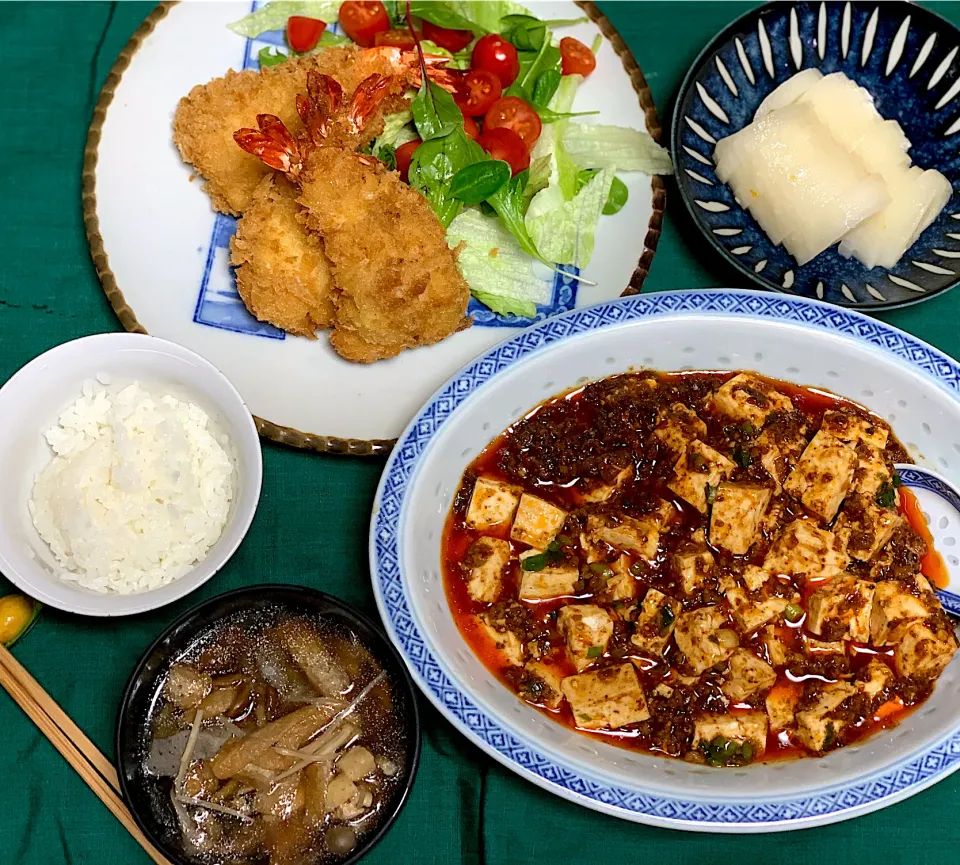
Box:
[234,114,303,178]
[298,72,344,145]
[348,73,394,134]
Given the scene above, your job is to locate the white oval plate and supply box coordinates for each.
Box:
[87,0,663,452]
[371,288,960,832]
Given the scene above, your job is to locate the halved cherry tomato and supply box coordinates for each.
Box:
[421,19,474,53]
[560,36,597,77]
[395,139,422,183]
[471,34,520,87]
[477,127,529,175]
[462,115,480,140]
[339,1,390,47]
[287,16,327,53]
[484,96,542,149]
[374,28,417,48]
[454,69,502,117]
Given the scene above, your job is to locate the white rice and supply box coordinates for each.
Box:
[29,380,235,594]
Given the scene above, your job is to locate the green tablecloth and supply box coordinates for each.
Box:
[3,2,960,862]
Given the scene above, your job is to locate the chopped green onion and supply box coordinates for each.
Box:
[659,605,676,632]
[557,534,574,545]
[891,471,902,488]
[589,562,614,577]
[706,484,717,505]
[547,540,561,553]
[586,645,603,658]
[784,602,803,623]
[522,552,548,572]
[876,483,897,508]
[740,422,756,437]
[733,445,753,467]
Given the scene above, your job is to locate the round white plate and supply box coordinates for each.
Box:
[371,288,960,832]
[86,1,663,453]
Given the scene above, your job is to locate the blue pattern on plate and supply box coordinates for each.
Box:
[897,464,960,615]
[192,1,573,336]
[673,1,960,310]
[372,289,960,829]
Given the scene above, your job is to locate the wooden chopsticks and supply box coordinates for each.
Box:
[0,644,174,865]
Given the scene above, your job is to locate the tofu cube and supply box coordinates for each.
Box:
[870,579,934,644]
[765,683,800,731]
[743,566,771,592]
[722,649,777,702]
[726,586,791,633]
[763,520,849,579]
[518,661,565,709]
[631,589,681,657]
[709,483,773,554]
[560,663,650,730]
[517,550,579,601]
[851,442,894,499]
[672,547,715,596]
[654,403,708,456]
[692,711,768,762]
[674,606,738,674]
[757,426,808,494]
[820,410,889,450]
[857,659,894,701]
[466,477,521,531]
[761,625,788,667]
[893,621,958,680]
[604,556,639,602]
[477,616,525,667]
[802,636,846,658]
[835,496,901,562]
[511,494,567,549]
[581,466,632,503]
[708,374,795,427]
[464,537,511,603]
[806,576,876,643]
[783,431,858,521]
[589,515,659,562]
[795,682,857,751]
[557,605,615,671]
[667,441,736,514]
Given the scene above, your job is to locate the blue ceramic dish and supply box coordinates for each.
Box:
[673,1,960,309]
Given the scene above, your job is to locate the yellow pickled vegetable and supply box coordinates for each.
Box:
[0,595,40,646]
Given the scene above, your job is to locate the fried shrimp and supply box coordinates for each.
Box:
[174,46,454,215]
[235,71,471,363]
[230,174,336,338]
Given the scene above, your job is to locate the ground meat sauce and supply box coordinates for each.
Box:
[442,371,958,766]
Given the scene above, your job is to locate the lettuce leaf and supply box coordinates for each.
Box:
[373,109,418,151]
[562,124,674,174]
[445,1,534,33]
[447,208,551,316]
[228,1,341,38]
[525,167,614,266]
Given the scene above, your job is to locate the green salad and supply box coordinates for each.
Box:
[230,0,673,318]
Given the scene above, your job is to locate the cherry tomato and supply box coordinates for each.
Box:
[421,20,474,53]
[471,34,520,87]
[462,114,480,140]
[374,28,417,48]
[484,96,542,149]
[339,1,390,47]
[560,36,597,77]
[287,16,327,52]
[477,127,529,175]
[453,69,502,117]
[395,139,422,183]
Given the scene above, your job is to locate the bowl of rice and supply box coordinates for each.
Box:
[0,333,262,616]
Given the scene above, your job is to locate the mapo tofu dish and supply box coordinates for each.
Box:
[144,609,408,864]
[443,371,959,766]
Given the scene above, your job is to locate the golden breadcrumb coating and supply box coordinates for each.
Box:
[296,149,471,363]
[173,47,410,215]
[230,175,336,337]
